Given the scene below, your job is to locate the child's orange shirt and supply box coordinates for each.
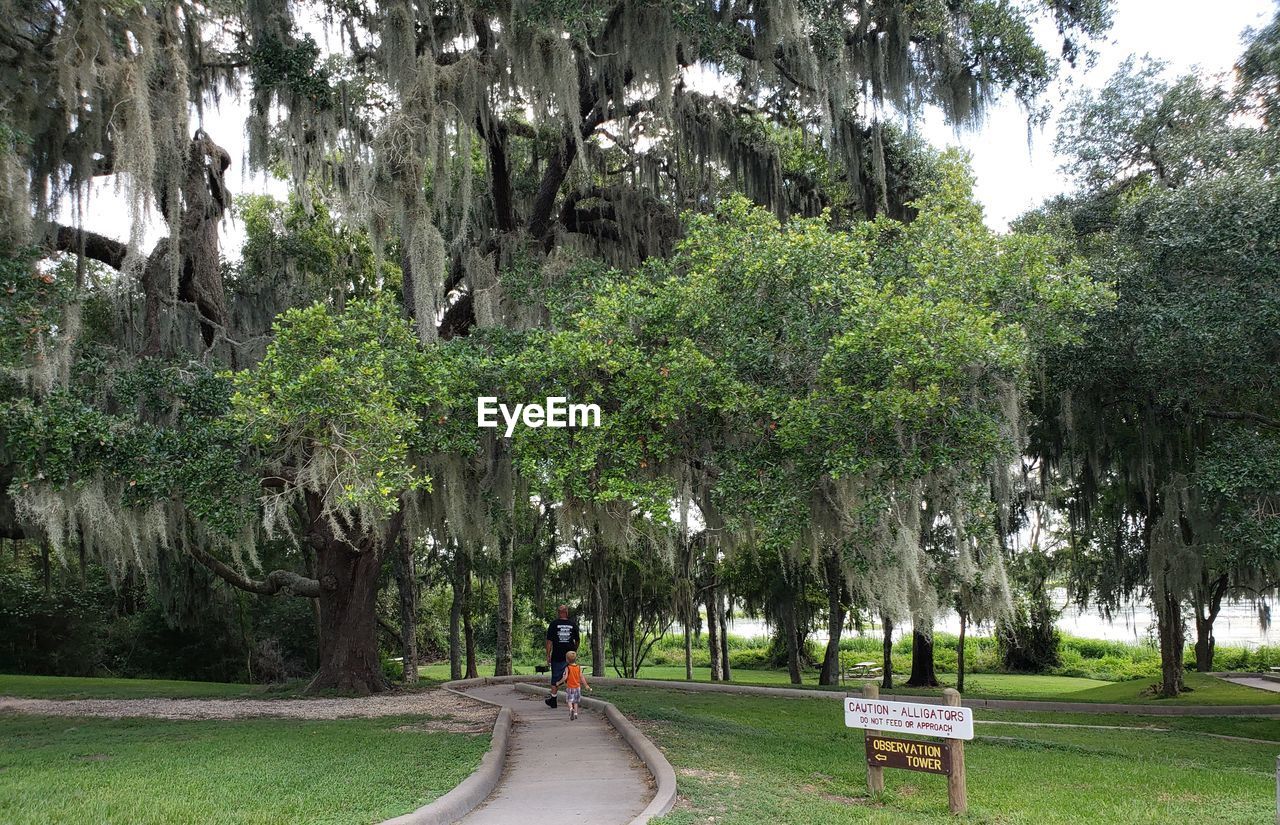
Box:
[565,663,584,689]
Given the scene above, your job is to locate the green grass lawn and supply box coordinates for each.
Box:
[420,662,840,687]
[886,670,1280,705]
[977,709,1280,741]
[0,712,488,825]
[418,661,1279,705]
[421,662,1089,691]
[604,686,1276,824]
[36,664,1266,708]
[0,673,294,699]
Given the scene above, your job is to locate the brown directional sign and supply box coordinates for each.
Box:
[864,734,952,776]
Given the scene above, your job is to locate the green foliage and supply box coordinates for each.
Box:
[1237,8,1280,128]
[2,362,255,544]
[233,193,394,302]
[0,564,109,675]
[0,248,74,373]
[0,0,1127,697]
[508,277,733,513]
[467,159,1105,655]
[0,549,316,683]
[1195,429,1280,565]
[230,296,441,519]
[1028,43,1280,627]
[249,34,333,106]
[380,653,404,682]
[997,593,1063,673]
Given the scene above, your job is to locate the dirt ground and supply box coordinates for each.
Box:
[0,689,498,728]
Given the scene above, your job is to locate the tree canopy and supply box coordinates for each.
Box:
[27,0,1271,700]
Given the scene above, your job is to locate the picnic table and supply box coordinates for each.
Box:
[841,660,883,683]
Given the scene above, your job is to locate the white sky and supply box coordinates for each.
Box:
[75,1,1276,249]
[923,0,1275,229]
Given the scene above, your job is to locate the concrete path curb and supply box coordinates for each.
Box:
[378,685,516,825]
[512,683,678,825]
[1219,675,1280,693]
[577,675,1280,716]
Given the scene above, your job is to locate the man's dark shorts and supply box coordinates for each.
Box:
[551,659,568,686]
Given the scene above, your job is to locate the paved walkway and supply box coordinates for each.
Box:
[458,684,652,825]
[1220,676,1280,693]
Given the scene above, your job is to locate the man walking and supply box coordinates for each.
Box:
[544,604,580,708]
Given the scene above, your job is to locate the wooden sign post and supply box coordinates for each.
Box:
[943,688,967,815]
[863,682,884,795]
[847,682,971,815]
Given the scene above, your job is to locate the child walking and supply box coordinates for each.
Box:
[556,650,591,720]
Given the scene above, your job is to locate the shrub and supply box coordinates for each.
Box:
[381,654,404,682]
[996,594,1062,673]
[729,647,773,669]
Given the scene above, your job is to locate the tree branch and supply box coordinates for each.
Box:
[378,616,400,642]
[187,545,320,598]
[50,225,128,271]
[1204,410,1280,430]
[479,117,518,233]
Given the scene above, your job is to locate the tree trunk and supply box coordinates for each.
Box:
[781,595,803,685]
[449,548,463,681]
[881,614,894,690]
[590,539,608,677]
[495,537,514,676]
[705,587,723,681]
[819,550,845,686]
[1156,590,1186,697]
[308,534,387,695]
[591,584,608,678]
[462,562,478,679]
[532,505,555,619]
[392,532,418,684]
[301,542,322,654]
[905,627,939,688]
[1193,614,1215,674]
[532,544,547,622]
[956,611,968,694]
[718,592,732,681]
[624,614,640,678]
[1192,574,1228,673]
[684,621,693,681]
[40,539,50,595]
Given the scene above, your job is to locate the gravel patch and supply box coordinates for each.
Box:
[0,690,498,723]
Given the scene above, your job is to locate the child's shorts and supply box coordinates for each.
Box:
[566,688,582,703]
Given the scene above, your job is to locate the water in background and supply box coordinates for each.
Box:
[724,588,1277,647]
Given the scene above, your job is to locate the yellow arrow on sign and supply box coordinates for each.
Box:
[874,754,887,762]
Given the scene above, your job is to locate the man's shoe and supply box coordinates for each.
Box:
[545,695,557,708]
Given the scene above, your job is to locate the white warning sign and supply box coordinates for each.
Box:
[843,697,974,740]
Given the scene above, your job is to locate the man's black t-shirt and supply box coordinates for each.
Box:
[546,618,580,663]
